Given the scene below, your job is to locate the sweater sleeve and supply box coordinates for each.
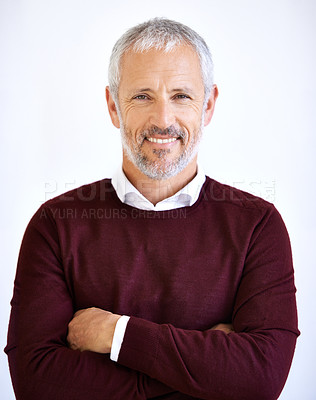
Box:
[116,206,299,400]
[5,206,173,400]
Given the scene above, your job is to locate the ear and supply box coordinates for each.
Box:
[105,86,120,128]
[203,84,219,127]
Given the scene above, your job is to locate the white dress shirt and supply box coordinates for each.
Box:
[110,165,206,362]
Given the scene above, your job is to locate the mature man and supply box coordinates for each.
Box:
[5,18,299,400]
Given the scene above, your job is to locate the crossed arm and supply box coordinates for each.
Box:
[67,307,234,354]
[5,205,299,400]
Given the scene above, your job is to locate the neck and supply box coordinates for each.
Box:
[122,156,198,206]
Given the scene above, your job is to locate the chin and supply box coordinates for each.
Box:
[136,157,191,181]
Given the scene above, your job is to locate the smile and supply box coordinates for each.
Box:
[146,137,178,144]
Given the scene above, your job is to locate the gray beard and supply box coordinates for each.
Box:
[120,124,203,180]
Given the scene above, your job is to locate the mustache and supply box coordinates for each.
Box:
[141,125,186,139]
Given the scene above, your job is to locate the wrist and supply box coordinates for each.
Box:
[108,314,121,350]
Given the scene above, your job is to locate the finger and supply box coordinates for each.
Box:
[211,323,234,333]
[69,342,76,350]
[67,335,75,349]
[73,309,86,317]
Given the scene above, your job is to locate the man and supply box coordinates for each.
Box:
[5,18,299,400]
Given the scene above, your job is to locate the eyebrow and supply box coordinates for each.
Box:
[170,87,194,94]
[129,87,195,95]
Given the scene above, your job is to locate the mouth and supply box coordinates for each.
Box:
[140,126,185,148]
[146,137,178,144]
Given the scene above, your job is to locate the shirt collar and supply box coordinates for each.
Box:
[111,164,206,211]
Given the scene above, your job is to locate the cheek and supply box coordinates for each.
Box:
[124,114,148,137]
[177,107,203,126]
[123,104,147,123]
[180,117,203,138]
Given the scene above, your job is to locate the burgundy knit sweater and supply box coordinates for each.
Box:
[5,177,299,400]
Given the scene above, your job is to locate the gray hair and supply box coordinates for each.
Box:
[108,17,214,106]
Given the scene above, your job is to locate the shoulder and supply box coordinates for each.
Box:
[31,178,116,223]
[44,178,114,207]
[202,176,274,212]
[201,177,290,253]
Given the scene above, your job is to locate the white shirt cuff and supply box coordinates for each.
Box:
[110,315,130,362]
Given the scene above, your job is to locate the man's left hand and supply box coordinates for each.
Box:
[67,307,121,353]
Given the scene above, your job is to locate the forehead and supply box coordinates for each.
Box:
[119,45,204,92]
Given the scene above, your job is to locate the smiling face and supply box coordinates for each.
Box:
[106,45,217,180]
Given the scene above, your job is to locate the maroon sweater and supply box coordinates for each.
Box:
[5,177,299,400]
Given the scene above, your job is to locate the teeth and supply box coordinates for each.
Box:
[147,137,177,144]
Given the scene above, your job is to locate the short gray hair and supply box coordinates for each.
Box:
[108,18,214,105]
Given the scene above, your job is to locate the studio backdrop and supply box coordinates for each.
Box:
[1,1,315,399]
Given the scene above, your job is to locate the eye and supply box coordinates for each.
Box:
[133,94,150,100]
[174,94,191,100]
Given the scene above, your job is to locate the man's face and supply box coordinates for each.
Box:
[108,45,216,180]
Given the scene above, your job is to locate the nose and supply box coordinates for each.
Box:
[149,99,176,130]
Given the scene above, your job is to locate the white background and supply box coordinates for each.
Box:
[1,0,315,398]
